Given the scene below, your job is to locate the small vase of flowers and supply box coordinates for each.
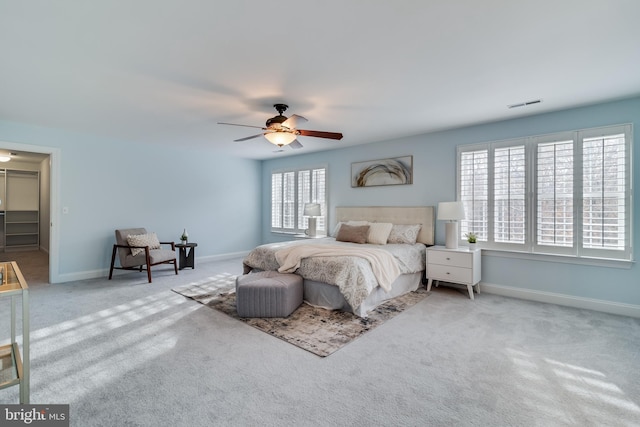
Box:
[180,228,188,244]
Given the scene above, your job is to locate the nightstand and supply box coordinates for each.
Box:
[426,245,481,300]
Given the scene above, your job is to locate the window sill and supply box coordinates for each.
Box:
[480,248,634,269]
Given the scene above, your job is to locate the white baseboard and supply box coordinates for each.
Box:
[481,282,640,318]
[196,250,251,263]
[54,250,251,284]
[56,269,106,283]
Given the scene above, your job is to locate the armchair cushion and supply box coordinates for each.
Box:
[121,248,176,268]
[127,232,161,256]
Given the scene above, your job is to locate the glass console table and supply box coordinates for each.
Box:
[0,261,30,404]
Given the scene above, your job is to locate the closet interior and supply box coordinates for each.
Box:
[0,169,40,251]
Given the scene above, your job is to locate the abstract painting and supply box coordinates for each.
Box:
[351,155,413,187]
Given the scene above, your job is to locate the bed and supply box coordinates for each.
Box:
[242,206,435,317]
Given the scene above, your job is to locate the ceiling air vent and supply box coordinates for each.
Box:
[508,99,542,109]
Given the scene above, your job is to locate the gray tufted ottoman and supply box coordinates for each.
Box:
[235,271,303,318]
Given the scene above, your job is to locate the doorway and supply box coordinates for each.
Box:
[0,142,59,285]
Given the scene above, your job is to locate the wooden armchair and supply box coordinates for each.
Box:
[108,228,178,283]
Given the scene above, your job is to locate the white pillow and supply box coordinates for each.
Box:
[366,222,393,245]
[387,224,422,244]
[127,232,161,256]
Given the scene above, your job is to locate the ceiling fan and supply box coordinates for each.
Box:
[218,104,343,149]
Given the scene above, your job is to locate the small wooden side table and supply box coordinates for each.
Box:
[175,243,197,270]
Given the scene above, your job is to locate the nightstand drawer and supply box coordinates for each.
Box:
[428,264,473,284]
[428,250,471,267]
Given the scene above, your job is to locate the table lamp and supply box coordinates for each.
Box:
[437,201,465,249]
[303,203,321,237]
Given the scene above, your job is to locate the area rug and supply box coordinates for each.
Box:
[172,274,430,357]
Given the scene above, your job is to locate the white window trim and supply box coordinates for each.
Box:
[457,124,633,264]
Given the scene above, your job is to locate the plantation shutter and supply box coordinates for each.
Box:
[297,170,311,230]
[494,145,526,244]
[311,168,326,232]
[459,148,489,242]
[271,173,283,228]
[582,133,626,250]
[282,171,296,230]
[535,138,574,252]
[580,125,631,259]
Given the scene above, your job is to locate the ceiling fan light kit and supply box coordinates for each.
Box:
[264,131,297,146]
[218,103,343,150]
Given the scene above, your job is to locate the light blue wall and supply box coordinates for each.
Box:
[1,95,637,307]
[0,119,262,281]
[261,96,640,307]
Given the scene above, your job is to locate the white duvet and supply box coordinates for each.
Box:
[275,243,401,292]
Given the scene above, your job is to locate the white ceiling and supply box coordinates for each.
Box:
[1,1,639,160]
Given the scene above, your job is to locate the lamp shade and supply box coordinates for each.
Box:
[437,201,465,221]
[264,131,297,146]
[303,203,321,217]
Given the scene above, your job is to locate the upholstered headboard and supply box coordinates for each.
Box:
[335,206,435,245]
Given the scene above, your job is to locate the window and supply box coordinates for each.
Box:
[271,166,327,234]
[458,124,632,261]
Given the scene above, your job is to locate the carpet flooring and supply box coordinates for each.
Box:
[2,256,639,426]
[173,277,430,357]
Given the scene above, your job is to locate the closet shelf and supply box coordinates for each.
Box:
[2,170,40,250]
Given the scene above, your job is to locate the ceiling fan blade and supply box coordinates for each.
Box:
[297,129,343,140]
[289,140,303,149]
[218,122,266,130]
[282,114,308,130]
[234,133,264,142]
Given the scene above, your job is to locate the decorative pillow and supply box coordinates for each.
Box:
[387,224,422,244]
[332,220,370,237]
[366,222,393,245]
[127,233,161,256]
[336,224,370,244]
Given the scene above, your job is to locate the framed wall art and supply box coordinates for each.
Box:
[351,155,413,187]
